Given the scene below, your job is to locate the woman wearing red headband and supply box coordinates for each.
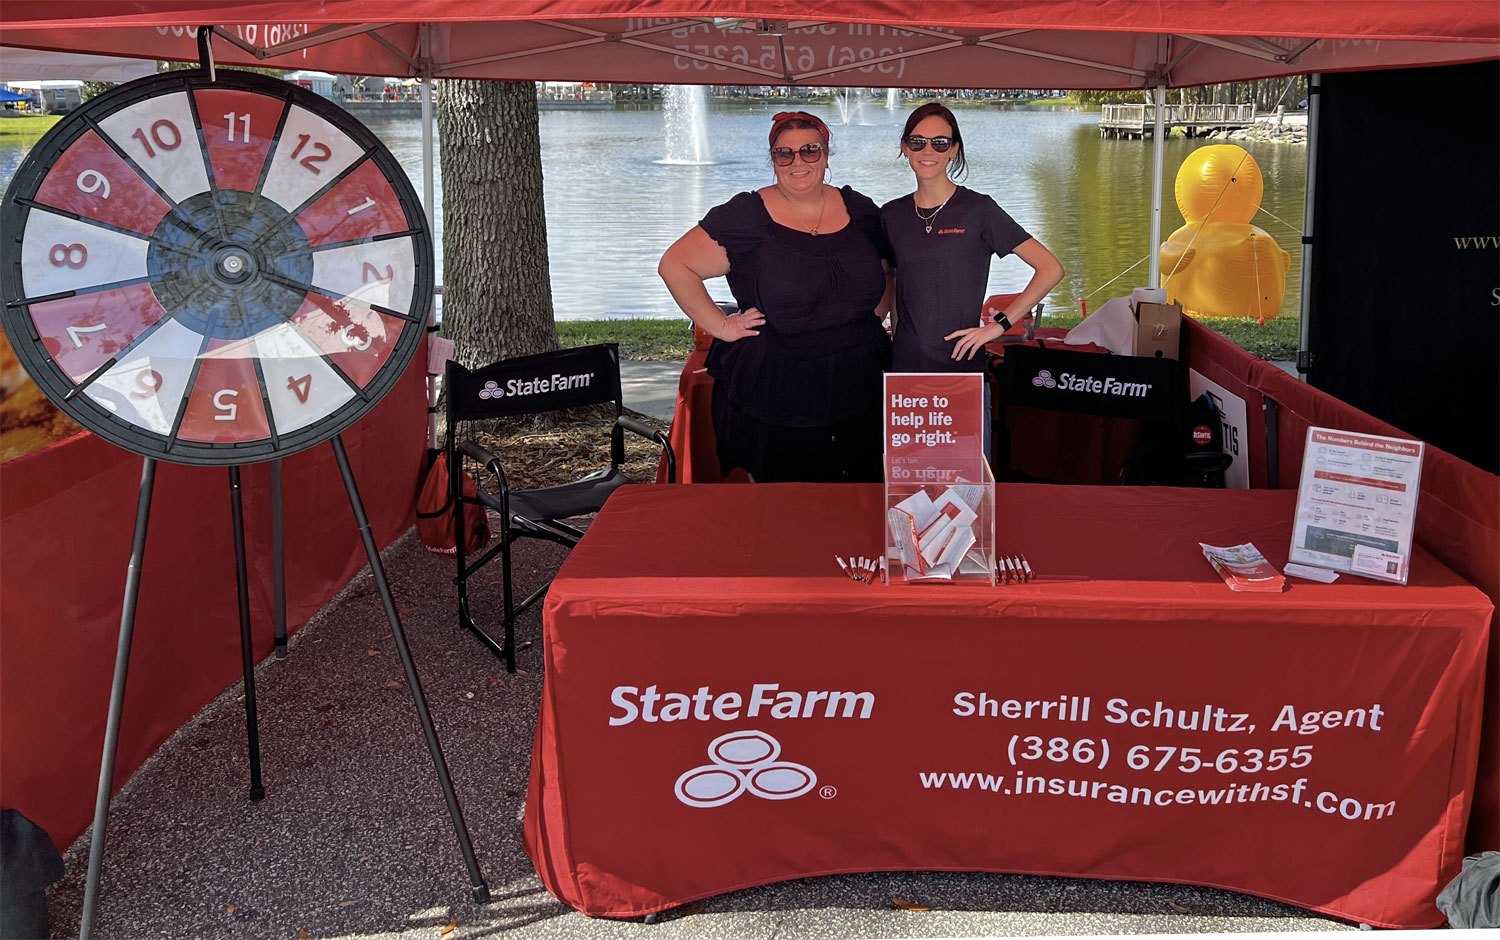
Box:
[881,102,1063,371]
[659,111,893,483]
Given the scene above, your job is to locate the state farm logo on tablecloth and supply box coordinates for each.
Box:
[674,730,816,808]
[1032,369,1058,388]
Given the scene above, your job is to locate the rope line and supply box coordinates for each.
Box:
[1081,254,1148,303]
[1253,204,1303,236]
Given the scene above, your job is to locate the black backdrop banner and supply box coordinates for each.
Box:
[1306,60,1499,474]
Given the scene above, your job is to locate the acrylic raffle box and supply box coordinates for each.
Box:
[883,373,996,586]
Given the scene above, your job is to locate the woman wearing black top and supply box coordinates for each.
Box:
[658,111,893,483]
[881,103,1064,373]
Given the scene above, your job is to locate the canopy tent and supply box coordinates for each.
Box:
[0,88,30,102]
[0,2,1496,87]
[2,0,1495,297]
[1,0,1498,885]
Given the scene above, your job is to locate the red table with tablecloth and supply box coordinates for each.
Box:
[658,328,1143,485]
[524,483,1491,926]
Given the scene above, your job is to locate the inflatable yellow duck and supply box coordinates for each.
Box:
[1158,145,1290,318]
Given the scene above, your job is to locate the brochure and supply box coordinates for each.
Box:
[1200,542,1286,593]
[1287,427,1423,584]
[890,484,982,582]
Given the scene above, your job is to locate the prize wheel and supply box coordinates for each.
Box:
[0,69,431,466]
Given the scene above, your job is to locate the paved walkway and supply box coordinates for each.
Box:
[618,359,685,423]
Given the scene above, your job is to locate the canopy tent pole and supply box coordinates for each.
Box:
[421,25,440,450]
[1148,81,1167,288]
[1296,72,1321,380]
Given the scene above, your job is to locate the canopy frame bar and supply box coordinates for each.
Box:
[256,22,395,59]
[1282,38,1321,65]
[1178,33,1290,63]
[976,38,1149,78]
[439,19,685,74]
[796,35,969,81]
[369,30,419,70]
[205,26,262,59]
[1163,39,1202,75]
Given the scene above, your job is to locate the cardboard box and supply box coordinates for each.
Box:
[1134,300,1181,360]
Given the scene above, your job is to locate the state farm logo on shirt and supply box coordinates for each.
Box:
[935,227,966,235]
[1033,370,1152,398]
[477,371,595,400]
[675,730,817,808]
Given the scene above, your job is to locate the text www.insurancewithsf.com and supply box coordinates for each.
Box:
[918,772,1395,820]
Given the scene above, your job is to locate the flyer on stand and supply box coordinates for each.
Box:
[1288,427,1423,584]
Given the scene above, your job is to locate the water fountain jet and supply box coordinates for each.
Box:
[659,85,713,165]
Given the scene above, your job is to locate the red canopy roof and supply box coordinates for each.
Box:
[2,2,1496,88]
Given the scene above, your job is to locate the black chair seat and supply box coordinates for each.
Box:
[482,468,633,523]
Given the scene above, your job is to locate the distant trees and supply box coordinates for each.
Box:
[1077,76,1308,109]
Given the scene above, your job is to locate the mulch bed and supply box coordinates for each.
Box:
[466,405,670,490]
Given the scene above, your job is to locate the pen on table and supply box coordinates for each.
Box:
[835,555,851,578]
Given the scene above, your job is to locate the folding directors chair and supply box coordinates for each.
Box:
[445,343,675,671]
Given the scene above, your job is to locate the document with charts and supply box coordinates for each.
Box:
[1288,427,1423,584]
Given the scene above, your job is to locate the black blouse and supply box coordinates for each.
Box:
[700,186,891,427]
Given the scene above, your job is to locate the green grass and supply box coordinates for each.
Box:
[1028,95,1082,106]
[557,314,1298,362]
[556,318,695,360]
[0,114,61,141]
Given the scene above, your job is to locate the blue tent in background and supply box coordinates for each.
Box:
[0,89,31,102]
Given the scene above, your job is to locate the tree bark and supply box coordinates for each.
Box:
[436,79,558,369]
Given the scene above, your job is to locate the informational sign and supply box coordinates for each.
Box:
[883,372,986,479]
[1288,427,1424,584]
[1188,370,1250,489]
[883,373,992,584]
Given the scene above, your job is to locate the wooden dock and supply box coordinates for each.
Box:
[1099,103,1256,138]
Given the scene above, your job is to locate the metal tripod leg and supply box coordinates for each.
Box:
[79,458,156,940]
[229,466,266,802]
[330,435,490,902]
[271,459,288,658]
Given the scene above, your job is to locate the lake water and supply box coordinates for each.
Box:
[0,99,1307,321]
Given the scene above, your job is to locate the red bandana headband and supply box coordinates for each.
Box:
[769,110,830,148]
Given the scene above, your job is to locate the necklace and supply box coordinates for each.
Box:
[778,185,827,235]
[914,196,950,234]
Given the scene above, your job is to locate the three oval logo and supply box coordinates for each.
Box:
[1032,370,1057,389]
[674,730,817,808]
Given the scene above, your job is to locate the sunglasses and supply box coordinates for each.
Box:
[770,143,826,165]
[904,135,954,153]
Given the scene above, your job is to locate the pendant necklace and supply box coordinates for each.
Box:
[914,196,950,235]
[779,185,827,235]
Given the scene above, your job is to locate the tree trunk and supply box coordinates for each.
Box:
[436,79,558,370]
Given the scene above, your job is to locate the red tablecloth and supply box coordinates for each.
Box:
[525,483,1492,926]
[657,330,1142,484]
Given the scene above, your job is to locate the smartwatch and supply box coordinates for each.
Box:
[992,312,1013,331]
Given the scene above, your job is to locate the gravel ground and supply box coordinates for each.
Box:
[46,525,1355,940]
